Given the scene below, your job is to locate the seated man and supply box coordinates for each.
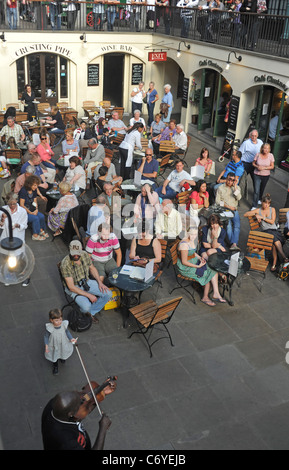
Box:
[108,111,128,135]
[172,124,187,154]
[215,172,242,250]
[155,160,195,200]
[86,223,122,282]
[22,142,39,163]
[155,199,183,240]
[0,116,25,144]
[137,148,159,186]
[60,239,112,323]
[214,149,244,193]
[86,195,110,237]
[93,157,123,186]
[84,138,105,185]
[21,153,51,196]
[14,164,36,194]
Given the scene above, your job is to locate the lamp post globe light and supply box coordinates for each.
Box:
[0,207,35,285]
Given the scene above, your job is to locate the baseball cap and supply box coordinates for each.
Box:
[69,240,84,256]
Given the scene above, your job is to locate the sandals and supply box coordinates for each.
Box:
[32,234,46,241]
[53,229,63,237]
[201,299,216,307]
[212,297,227,304]
[40,230,49,239]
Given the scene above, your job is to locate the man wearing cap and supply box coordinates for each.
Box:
[60,240,112,323]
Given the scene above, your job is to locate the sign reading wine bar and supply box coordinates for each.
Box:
[148,52,167,62]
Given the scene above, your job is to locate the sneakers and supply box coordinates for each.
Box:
[251,207,257,210]
[22,278,30,287]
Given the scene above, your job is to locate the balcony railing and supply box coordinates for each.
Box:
[2,1,289,59]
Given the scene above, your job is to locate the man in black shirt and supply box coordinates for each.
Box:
[41,390,112,450]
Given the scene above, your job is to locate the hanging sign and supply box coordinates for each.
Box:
[148,52,167,62]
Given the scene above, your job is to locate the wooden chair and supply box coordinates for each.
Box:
[104,148,113,160]
[128,296,183,357]
[159,140,175,156]
[73,115,80,128]
[175,189,192,206]
[245,230,274,291]
[168,241,197,303]
[140,138,149,149]
[4,149,22,171]
[57,102,68,109]
[112,133,125,146]
[83,100,95,109]
[157,153,175,180]
[247,214,261,231]
[153,239,168,296]
[113,107,124,119]
[279,208,289,227]
[38,103,50,113]
[6,103,19,109]
[99,100,111,109]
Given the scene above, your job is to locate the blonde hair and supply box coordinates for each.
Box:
[59,181,71,194]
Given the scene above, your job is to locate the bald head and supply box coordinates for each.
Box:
[52,391,81,421]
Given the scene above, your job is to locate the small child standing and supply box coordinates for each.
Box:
[44,308,78,375]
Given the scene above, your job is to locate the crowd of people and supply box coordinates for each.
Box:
[1,82,289,450]
[2,0,272,51]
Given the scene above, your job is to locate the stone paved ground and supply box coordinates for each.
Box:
[0,130,289,450]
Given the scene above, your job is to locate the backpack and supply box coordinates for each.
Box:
[66,308,92,332]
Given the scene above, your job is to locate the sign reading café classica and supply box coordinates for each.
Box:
[254,74,288,91]
[14,43,73,58]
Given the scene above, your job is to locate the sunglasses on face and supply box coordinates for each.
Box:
[41,137,47,140]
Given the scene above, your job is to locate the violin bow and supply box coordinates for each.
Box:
[74,344,103,418]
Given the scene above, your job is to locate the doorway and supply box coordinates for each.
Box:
[27,53,58,105]
[103,53,124,107]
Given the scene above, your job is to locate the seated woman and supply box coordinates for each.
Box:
[0,136,19,171]
[37,133,56,169]
[129,110,146,131]
[129,223,162,269]
[134,183,160,223]
[177,225,227,307]
[62,156,86,191]
[199,213,227,260]
[47,181,79,237]
[62,129,80,156]
[95,166,109,193]
[95,117,109,138]
[195,147,213,176]
[149,113,165,138]
[244,193,289,272]
[42,105,66,138]
[18,174,49,241]
[186,179,209,226]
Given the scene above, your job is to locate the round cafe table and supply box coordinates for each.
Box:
[207,251,251,306]
[108,266,155,328]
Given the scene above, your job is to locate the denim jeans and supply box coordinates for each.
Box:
[155,185,177,200]
[252,174,270,208]
[28,212,46,234]
[226,210,240,245]
[147,103,155,127]
[107,10,116,30]
[66,280,112,316]
[50,3,61,30]
[7,7,17,29]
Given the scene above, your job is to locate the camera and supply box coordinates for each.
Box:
[78,278,90,291]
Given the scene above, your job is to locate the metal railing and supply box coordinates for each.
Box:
[1,2,289,59]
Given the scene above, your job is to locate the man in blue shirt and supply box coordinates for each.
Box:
[214,150,244,193]
[137,148,159,187]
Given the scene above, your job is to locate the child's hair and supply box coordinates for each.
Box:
[49,308,63,321]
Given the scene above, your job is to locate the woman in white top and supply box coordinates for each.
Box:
[130,81,146,115]
[119,122,144,180]
[129,110,146,131]
[62,156,86,191]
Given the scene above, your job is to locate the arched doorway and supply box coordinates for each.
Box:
[16,53,69,105]
[197,68,232,138]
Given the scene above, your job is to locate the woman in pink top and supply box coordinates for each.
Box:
[186,180,209,211]
[195,147,213,175]
[37,134,56,169]
[252,143,275,209]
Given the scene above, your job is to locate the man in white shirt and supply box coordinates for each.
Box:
[155,199,183,240]
[155,160,195,199]
[173,124,188,152]
[239,129,263,189]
